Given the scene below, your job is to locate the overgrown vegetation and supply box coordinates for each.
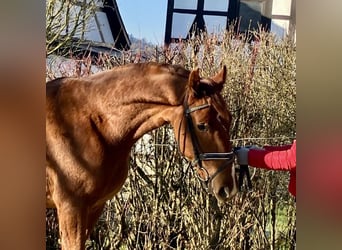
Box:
[46,27,296,250]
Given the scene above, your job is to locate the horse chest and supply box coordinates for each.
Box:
[91,161,129,206]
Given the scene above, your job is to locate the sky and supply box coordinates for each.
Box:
[116,0,168,45]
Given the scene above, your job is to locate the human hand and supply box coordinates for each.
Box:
[234,145,263,165]
[234,147,249,165]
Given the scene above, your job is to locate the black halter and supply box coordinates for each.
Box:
[184,100,235,191]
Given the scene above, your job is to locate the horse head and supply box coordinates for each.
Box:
[172,66,238,203]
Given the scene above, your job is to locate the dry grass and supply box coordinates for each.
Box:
[46,28,296,250]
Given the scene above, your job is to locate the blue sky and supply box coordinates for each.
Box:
[116,0,168,45]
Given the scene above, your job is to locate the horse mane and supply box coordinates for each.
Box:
[154,63,231,127]
[46,77,67,96]
[163,63,190,78]
[132,62,191,79]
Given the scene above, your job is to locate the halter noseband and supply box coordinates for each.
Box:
[184,100,235,191]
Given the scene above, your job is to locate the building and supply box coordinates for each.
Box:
[164,0,295,44]
[77,0,131,55]
[47,0,130,57]
[46,0,131,79]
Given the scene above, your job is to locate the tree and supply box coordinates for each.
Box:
[46,0,102,56]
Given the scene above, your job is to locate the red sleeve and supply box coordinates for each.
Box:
[248,140,296,171]
[263,144,292,151]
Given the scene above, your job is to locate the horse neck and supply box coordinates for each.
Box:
[91,68,186,146]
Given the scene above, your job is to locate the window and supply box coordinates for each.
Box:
[204,0,229,11]
[171,13,196,38]
[174,0,197,10]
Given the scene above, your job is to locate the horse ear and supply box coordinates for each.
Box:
[211,65,227,84]
[188,68,201,95]
[188,68,201,87]
[188,66,226,98]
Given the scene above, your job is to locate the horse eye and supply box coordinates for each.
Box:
[197,123,209,132]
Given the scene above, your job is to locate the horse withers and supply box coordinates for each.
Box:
[46,62,238,250]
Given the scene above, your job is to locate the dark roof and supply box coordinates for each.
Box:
[103,0,131,50]
[69,0,131,55]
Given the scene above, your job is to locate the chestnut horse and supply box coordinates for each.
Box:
[46,62,238,250]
